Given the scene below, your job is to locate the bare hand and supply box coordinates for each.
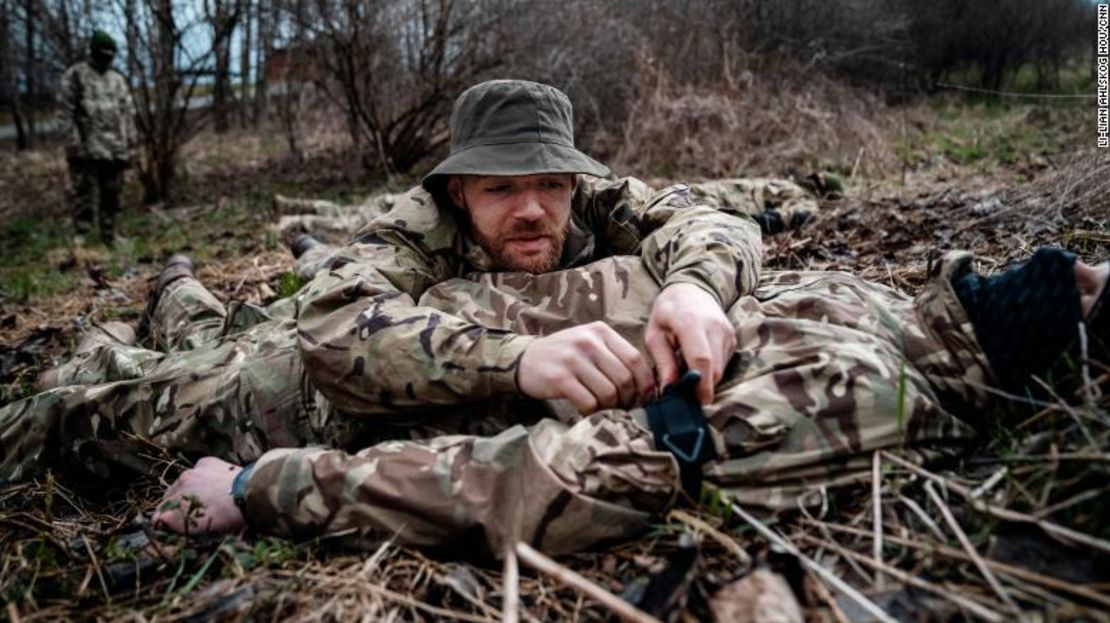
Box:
[645,283,736,404]
[519,321,656,414]
[153,457,245,534]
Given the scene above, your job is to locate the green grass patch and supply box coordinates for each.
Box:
[908,97,1085,171]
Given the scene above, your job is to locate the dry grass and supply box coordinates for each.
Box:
[600,55,898,181]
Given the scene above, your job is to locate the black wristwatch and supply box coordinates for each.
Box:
[230,462,256,510]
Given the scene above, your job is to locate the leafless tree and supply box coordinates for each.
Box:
[0,0,30,150]
[238,0,252,126]
[205,0,239,133]
[288,0,517,177]
[117,0,239,201]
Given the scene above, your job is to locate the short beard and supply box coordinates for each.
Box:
[471,218,568,274]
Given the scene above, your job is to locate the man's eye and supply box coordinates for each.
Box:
[484,185,511,193]
[541,180,566,190]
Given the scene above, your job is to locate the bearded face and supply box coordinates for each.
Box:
[448,174,576,274]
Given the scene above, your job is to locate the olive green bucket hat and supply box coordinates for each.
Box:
[422,80,609,193]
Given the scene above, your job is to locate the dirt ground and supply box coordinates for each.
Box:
[1,98,1108,621]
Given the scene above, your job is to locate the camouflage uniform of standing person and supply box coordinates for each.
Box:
[3,80,1108,558]
[57,30,138,246]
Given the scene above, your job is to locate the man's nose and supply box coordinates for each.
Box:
[512,192,546,220]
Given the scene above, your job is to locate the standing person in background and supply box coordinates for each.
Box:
[57,30,138,246]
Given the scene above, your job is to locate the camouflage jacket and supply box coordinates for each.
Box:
[57,61,138,162]
[297,176,764,415]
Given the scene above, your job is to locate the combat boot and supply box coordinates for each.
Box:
[291,234,322,259]
[137,254,195,338]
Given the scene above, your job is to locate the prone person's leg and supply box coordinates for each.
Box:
[146,257,228,352]
[0,318,314,482]
[686,178,817,234]
[37,321,163,390]
[233,412,679,557]
[290,234,338,281]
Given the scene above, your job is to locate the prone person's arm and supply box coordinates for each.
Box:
[634,182,764,308]
[582,178,763,402]
[297,235,534,415]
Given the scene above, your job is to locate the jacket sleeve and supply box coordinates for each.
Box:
[296,232,534,415]
[56,68,82,151]
[587,178,764,309]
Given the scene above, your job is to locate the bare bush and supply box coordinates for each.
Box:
[600,53,896,180]
[289,0,519,178]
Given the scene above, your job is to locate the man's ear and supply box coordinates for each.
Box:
[446,176,466,210]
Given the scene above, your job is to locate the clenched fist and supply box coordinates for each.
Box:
[518,321,656,414]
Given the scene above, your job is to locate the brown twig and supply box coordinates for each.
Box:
[82,536,112,606]
[923,481,1022,617]
[514,542,660,623]
[667,509,752,568]
[881,451,1110,556]
[798,534,1007,623]
[803,518,1110,609]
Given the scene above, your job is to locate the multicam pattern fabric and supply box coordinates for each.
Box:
[0,177,993,556]
[686,178,818,230]
[295,177,763,415]
[273,177,817,258]
[0,278,318,482]
[57,61,138,162]
[251,254,979,546]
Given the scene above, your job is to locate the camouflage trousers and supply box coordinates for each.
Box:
[1,250,991,555]
[69,157,125,239]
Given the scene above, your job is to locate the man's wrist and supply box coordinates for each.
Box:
[661,278,725,309]
[494,334,536,395]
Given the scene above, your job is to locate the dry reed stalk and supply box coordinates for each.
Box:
[503,545,519,623]
[803,518,1110,609]
[797,534,1007,623]
[727,501,897,623]
[513,542,660,623]
[871,451,884,589]
[881,451,1110,557]
[667,509,751,567]
[923,481,1023,618]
